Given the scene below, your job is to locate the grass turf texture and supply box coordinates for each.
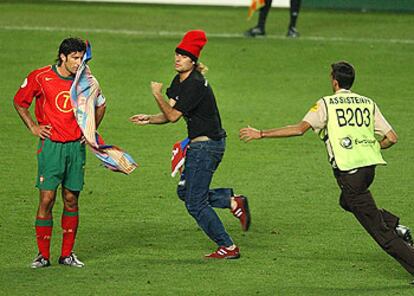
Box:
[0,1,414,295]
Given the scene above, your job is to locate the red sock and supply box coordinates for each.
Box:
[35,216,53,260]
[61,207,79,258]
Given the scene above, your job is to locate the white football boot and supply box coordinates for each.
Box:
[58,252,85,268]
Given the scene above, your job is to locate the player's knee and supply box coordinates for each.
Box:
[39,194,55,207]
[185,202,201,219]
[62,188,79,207]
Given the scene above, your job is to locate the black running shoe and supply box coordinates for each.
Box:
[287,27,300,38]
[244,27,266,38]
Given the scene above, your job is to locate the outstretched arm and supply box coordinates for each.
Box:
[130,81,184,126]
[129,112,170,125]
[239,121,312,142]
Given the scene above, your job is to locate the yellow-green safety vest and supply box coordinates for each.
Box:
[321,92,386,171]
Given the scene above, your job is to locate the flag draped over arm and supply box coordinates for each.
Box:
[70,41,138,175]
[248,0,266,20]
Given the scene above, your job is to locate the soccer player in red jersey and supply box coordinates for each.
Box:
[14,37,106,268]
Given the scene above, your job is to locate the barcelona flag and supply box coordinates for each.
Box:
[171,138,190,177]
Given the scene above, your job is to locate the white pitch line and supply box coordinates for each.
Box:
[1,25,414,45]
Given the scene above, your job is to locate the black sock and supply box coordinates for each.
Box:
[289,0,302,28]
[258,0,272,30]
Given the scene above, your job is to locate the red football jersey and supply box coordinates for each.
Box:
[14,65,82,142]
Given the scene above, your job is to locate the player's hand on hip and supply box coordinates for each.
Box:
[239,126,261,142]
[129,114,150,125]
[31,124,52,139]
[151,81,163,96]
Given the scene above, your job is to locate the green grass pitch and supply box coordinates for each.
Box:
[0,1,414,295]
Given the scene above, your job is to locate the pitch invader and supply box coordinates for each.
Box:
[130,30,251,259]
[14,37,106,268]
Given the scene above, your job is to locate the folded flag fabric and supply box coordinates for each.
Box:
[248,0,266,19]
[70,41,138,175]
[171,138,190,177]
[89,134,137,174]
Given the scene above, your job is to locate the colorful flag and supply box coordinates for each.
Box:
[171,138,190,177]
[70,41,138,175]
[248,0,266,20]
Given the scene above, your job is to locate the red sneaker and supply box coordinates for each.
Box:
[231,195,251,231]
[205,246,240,259]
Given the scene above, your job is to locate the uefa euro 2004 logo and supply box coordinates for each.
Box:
[55,91,72,113]
[340,136,353,149]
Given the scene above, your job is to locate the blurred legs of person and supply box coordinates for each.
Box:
[245,0,302,38]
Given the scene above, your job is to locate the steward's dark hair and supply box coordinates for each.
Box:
[331,61,355,90]
[56,37,86,66]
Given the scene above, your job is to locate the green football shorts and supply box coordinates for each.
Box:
[36,138,86,191]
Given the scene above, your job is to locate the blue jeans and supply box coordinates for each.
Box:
[177,138,234,247]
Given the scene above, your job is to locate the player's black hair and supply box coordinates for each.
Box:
[56,37,86,66]
[331,61,355,90]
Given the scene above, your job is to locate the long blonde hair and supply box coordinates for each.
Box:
[195,62,208,75]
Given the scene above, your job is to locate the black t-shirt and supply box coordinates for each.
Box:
[166,70,226,140]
